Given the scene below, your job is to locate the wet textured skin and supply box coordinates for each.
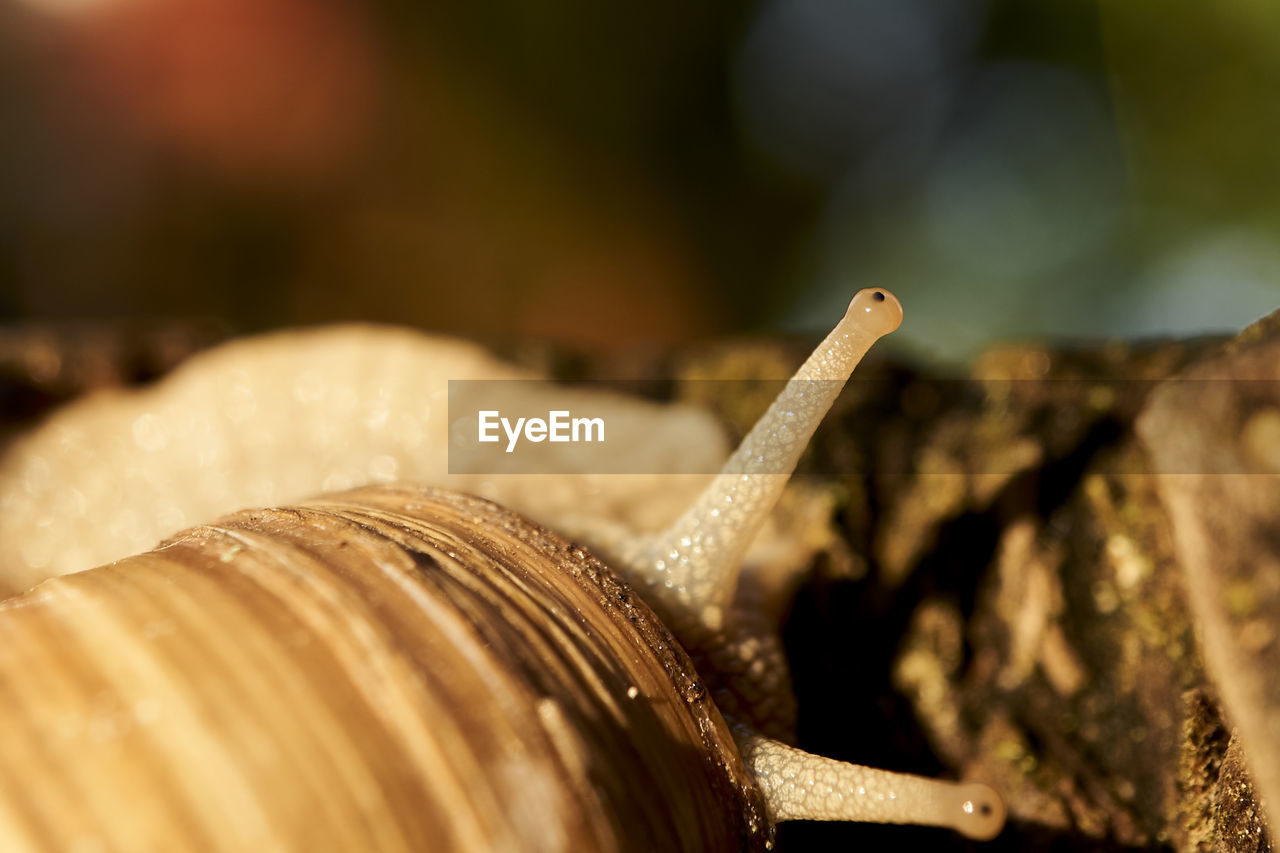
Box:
[0,289,1008,845]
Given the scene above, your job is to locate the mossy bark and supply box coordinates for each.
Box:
[657,324,1275,852]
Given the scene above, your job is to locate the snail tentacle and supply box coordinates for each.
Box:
[614,288,904,633]
[602,288,1006,840]
[739,734,1006,841]
[0,287,1014,846]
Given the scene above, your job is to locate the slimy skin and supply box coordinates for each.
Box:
[741,737,1006,841]
[615,288,904,632]
[614,288,1007,838]
[0,288,1007,841]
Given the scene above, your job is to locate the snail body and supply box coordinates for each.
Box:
[0,290,1006,849]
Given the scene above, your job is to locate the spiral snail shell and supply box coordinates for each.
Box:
[0,289,1006,850]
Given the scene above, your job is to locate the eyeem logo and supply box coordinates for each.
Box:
[478,410,605,453]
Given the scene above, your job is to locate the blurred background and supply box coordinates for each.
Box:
[1,0,1278,363]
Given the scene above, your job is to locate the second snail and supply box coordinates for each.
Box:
[0,289,1005,850]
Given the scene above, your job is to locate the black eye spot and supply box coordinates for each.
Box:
[980,803,992,817]
[873,291,886,302]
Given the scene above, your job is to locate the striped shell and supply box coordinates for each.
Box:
[0,486,768,852]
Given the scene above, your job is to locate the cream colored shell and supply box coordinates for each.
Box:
[0,289,1008,845]
[0,325,729,596]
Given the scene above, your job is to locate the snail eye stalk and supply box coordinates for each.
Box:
[615,288,903,631]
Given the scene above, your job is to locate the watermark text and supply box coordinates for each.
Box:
[478,410,605,453]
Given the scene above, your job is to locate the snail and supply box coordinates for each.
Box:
[0,288,1006,849]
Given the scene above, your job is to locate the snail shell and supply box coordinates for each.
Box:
[0,288,1006,849]
[0,326,730,597]
[0,485,767,851]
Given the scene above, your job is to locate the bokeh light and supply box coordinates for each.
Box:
[0,0,1277,357]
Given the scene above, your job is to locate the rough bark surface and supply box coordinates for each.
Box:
[606,322,1277,852]
[1,316,1275,852]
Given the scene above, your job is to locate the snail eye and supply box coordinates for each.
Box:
[847,287,902,337]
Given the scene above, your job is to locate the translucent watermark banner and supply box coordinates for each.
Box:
[447,379,1280,475]
[448,379,736,475]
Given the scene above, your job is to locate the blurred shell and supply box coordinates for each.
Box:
[0,485,768,852]
[0,325,732,596]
